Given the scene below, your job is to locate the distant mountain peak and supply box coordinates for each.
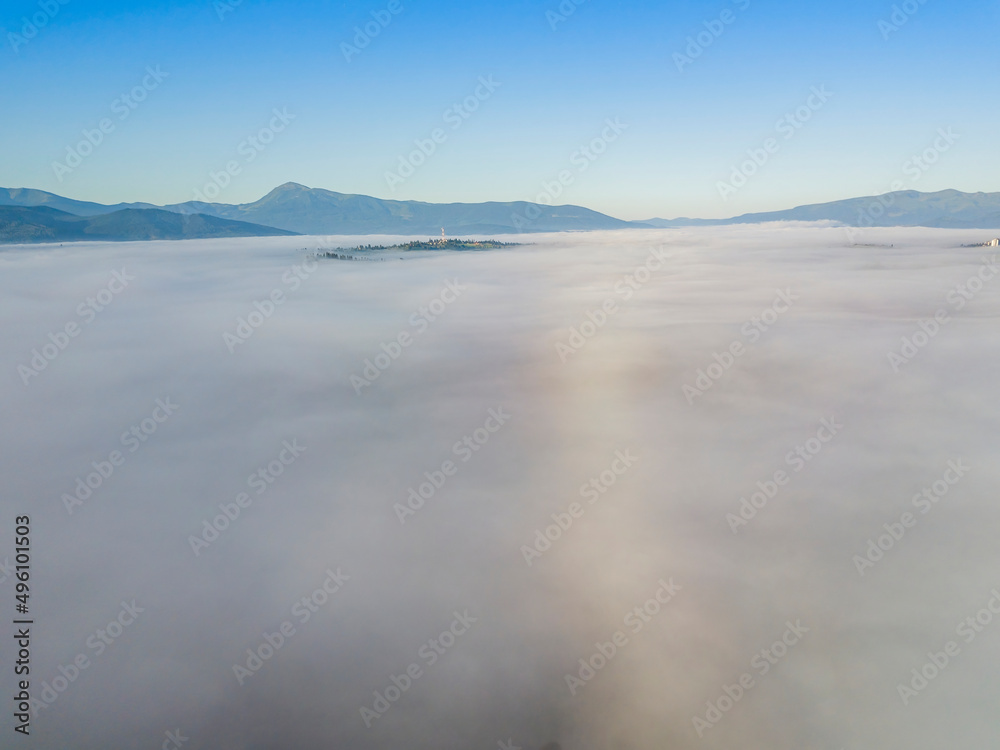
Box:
[273,181,310,191]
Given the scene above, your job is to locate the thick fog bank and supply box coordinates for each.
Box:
[1,225,998,749]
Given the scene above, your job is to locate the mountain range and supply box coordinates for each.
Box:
[643,189,1000,229]
[0,183,636,239]
[0,205,296,244]
[2,184,1000,244]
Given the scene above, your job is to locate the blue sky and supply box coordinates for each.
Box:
[1,0,997,219]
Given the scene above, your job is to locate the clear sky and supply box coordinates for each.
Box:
[1,0,997,219]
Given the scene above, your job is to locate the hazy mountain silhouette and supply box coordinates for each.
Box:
[0,205,297,243]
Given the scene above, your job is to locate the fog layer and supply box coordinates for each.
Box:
[2,225,998,749]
